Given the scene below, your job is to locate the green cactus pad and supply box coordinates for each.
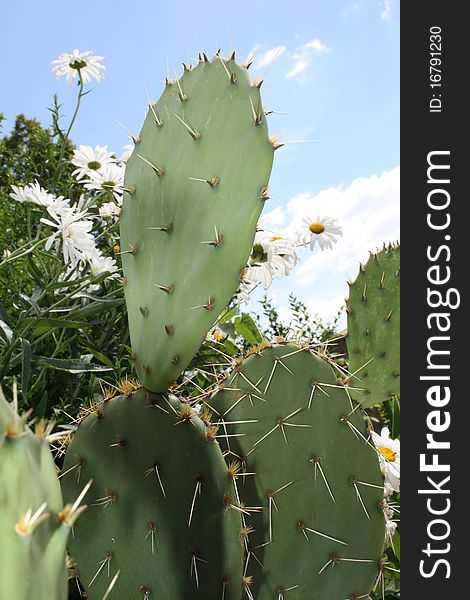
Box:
[61,388,244,599]
[120,54,274,392]
[346,244,400,407]
[206,344,386,599]
[0,388,70,600]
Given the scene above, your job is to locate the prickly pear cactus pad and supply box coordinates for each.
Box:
[206,344,386,599]
[0,388,70,600]
[120,53,274,392]
[60,388,244,599]
[346,244,400,408]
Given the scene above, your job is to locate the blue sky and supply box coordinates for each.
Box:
[1,0,399,329]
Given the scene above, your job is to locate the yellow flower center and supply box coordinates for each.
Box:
[113,244,120,253]
[212,331,224,342]
[270,236,283,241]
[309,222,325,234]
[70,59,88,71]
[378,446,396,462]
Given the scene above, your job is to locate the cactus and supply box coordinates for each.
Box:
[346,244,400,407]
[0,387,85,600]
[60,387,244,599]
[206,344,386,599]
[120,53,275,393]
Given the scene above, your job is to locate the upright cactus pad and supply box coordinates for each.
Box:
[120,53,274,392]
[0,388,81,600]
[346,244,400,407]
[61,388,244,599]
[207,344,386,599]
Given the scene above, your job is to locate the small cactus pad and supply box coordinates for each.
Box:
[61,389,244,599]
[120,54,274,392]
[207,344,386,599]
[346,244,400,407]
[0,388,70,600]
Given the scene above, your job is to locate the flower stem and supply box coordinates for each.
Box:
[52,72,85,188]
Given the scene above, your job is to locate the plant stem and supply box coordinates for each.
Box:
[52,73,85,188]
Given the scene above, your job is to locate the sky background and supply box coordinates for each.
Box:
[0,0,399,330]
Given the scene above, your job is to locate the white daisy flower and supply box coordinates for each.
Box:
[84,163,125,202]
[235,280,253,305]
[205,327,227,343]
[88,250,118,277]
[41,205,95,268]
[99,201,121,219]
[10,181,56,208]
[120,143,135,163]
[244,233,298,289]
[51,49,105,85]
[384,512,397,545]
[71,145,116,180]
[370,427,400,492]
[297,215,342,251]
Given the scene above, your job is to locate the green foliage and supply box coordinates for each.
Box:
[120,56,274,392]
[258,293,341,343]
[0,114,131,422]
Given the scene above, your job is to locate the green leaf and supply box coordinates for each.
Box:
[0,318,13,344]
[32,355,113,373]
[33,390,48,419]
[21,338,31,403]
[392,528,400,562]
[0,302,9,325]
[25,318,86,338]
[234,313,263,346]
[220,338,240,357]
[217,321,236,339]
[217,308,238,324]
[69,298,125,319]
[83,347,114,368]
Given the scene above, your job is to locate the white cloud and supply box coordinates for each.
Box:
[286,59,309,79]
[265,167,400,287]
[266,293,346,334]
[256,45,286,69]
[286,38,330,80]
[305,294,346,322]
[245,43,262,65]
[258,205,286,229]
[380,0,392,21]
[303,39,329,52]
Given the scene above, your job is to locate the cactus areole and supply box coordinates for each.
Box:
[120,55,274,392]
